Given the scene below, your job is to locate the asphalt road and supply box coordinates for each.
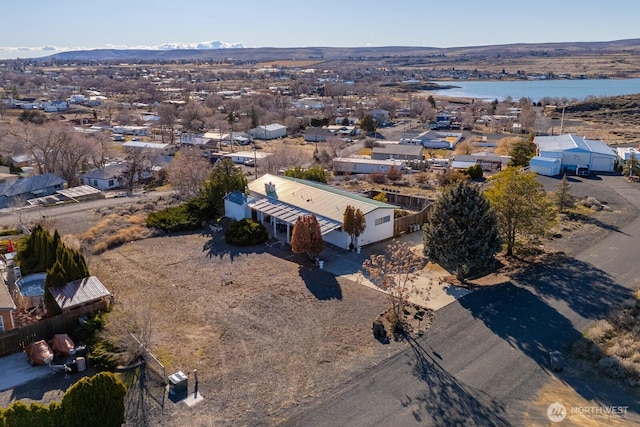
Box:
[0,191,172,231]
[283,175,640,427]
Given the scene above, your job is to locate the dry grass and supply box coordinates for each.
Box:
[89,233,394,426]
[81,213,156,254]
[576,290,640,386]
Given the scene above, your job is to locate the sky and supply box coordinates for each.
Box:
[1,0,639,59]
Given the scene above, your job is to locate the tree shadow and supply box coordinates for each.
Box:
[564,212,628,235]
[400,335,511,426]
[457,282,640,417]
[201,230,274,261]
[298,264,342,301]
[8,368,95,402]
[458,283,583,366]
[511,253,632,320]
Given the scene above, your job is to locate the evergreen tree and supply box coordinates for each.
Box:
[44,261,67,316]
[61,372,127,427]
[553,174,576,213]
[201,158,247,214]
[485,167,558,256]
[423,181,501,280]
[622,152,640,177]
[359,114,376,134]
[509,139,536,167]
[291,215,324,261]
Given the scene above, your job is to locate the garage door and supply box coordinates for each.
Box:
[590,155,614,172]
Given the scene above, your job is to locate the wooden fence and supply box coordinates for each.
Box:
[394,204,432,236]
[366,190,431,211]
[0,300,108,357]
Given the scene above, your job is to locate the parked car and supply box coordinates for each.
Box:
[244,159,255,167]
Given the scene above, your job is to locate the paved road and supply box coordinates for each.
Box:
[283,176,640,426]
[0,191,173,231]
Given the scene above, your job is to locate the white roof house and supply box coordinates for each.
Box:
[226,174,398,250]
[533,134,616,174]
[332,157,406,175]
[616,146,640,161]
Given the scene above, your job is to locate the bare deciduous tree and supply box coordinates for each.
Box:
[362,241,430,334]
[166,149,212,199]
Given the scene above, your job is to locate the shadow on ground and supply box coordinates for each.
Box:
[8,368,95,403]
[401,336,511,426]
[201,230,282,261]
[512,253,633,320]
[457,276,640,419]
[298,265,343,300]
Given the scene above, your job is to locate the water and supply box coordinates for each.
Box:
[429,78,640,102]
[17,275,46,297]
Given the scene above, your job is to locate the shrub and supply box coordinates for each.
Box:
[225,219,269,246]
[466,163,483,179]
[72,311,107,344]
[88,339,121,371]
[2,401,52,427]
[61,372,127,427]
[146,204,201,232]
[369,172,386,184]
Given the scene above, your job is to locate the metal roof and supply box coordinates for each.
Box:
[248,198,341,235]
[49,276,111,310]
[535,134,616,156]
[248,174,397,223]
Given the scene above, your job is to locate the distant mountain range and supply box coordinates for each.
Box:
[25,38,640,63]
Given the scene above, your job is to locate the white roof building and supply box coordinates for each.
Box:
[533,134,616,174]
[225,174,398,250]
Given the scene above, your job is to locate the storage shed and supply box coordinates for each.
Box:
[529,156,562,177]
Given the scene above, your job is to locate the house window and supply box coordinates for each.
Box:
[108,180,114,187]
[0,315,4,332]
[93,180,98,186]
[375,215,391,226]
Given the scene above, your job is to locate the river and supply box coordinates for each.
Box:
[429,78,640,102]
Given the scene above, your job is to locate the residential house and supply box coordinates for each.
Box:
[332,157,406,175]
[370,109,390,126]
[226,174,398,250]
[122,141,175,156]
[42,100,69,112]
[0,173,66,208]
[371,144,424,161]
[304,128,331,142]
[79,163,129,190]
[223,151,272,165]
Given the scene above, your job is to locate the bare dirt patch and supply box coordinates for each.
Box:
[90,232,398,426]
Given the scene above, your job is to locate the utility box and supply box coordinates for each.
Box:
[168,371,188,397]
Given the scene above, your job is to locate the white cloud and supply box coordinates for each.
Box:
[0,40,245,59]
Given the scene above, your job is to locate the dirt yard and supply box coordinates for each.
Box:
[0,171,637,426]
[93,231,401,426]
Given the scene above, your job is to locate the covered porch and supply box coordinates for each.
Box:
[247,198,341,243]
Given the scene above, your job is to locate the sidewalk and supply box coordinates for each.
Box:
[0,352,54,392]
[321,233,471,311]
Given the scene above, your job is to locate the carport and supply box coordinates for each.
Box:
[248,198,341,242]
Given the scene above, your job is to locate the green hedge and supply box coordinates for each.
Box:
[0,373,125,427]
[146,196,214,232]
[225,219,269,246]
